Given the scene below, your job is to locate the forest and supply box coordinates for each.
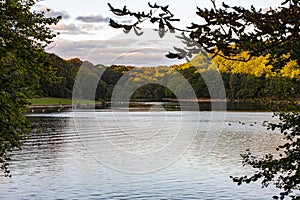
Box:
[39,52,300,102]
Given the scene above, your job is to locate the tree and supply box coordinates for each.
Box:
[0,0,60,176]
[39,54,82,98]
[108,1,300,199]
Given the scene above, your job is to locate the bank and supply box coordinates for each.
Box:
[28,97,106,113]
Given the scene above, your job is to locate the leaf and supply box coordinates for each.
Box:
[150,17,160,23]
[161,5,169,12]
[281,0,290,5]
[107,3,114,11]
[165,52,181,59]
[122,6,127,13]
[109,19,123,28]
[228,28,232,37]
[159,13,166,17]
[123,29,131,34]
[159,28,165,38]
[165,20,175,33]
[222,2,230,9]
[148,2,159,9]
[123,25,132,31]
[159,19,165,38]
[107,3,126,16]
[187,23,200,29]
[173,47,187,55]
[168,18,180,22]
[133,27,143,36]
[159,18,164,29]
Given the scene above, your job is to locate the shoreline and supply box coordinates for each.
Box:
[27,99,262,113]
[28,105,72,113]
[161,98,259,103]
[27,98,299,113]
[28,103,106,113]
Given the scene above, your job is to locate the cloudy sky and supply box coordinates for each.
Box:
[39,0,283,66]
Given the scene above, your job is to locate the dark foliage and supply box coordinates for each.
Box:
[0,0,60,176]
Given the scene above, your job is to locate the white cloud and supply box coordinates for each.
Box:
[76,14,110,23]
[79,24,103,31]
[51,22,90,35]
[35,5,70,19]
[45,39,186,67]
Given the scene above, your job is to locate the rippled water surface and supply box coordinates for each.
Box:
[1,111,284,199]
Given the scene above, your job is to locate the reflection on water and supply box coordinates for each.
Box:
[126,101,267,111]
[0,111,283,199]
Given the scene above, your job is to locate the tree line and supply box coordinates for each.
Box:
[39,52,300,102]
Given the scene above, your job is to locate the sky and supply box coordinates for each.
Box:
[38,0,284,66]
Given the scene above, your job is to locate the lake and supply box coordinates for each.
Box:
[0,110,284,199]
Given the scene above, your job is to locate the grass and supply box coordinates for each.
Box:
[29,97,99,106]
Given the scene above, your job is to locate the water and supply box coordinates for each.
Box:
[0,111,284,199]
[119,101,267,112]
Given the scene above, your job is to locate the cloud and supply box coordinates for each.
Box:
[52,22,90,35]
[46,29,189,66]
[35,5,70,19]
[76,14,110,23]
[79,24,104,31]
[45,39,185,67]
[120,19,133,24]
[48,10,71,19]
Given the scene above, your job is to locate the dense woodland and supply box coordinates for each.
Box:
[40,52,300,102]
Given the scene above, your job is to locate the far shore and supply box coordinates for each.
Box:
[27,97,299,113]
[27,97,106,113]
[161,98,258,103]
